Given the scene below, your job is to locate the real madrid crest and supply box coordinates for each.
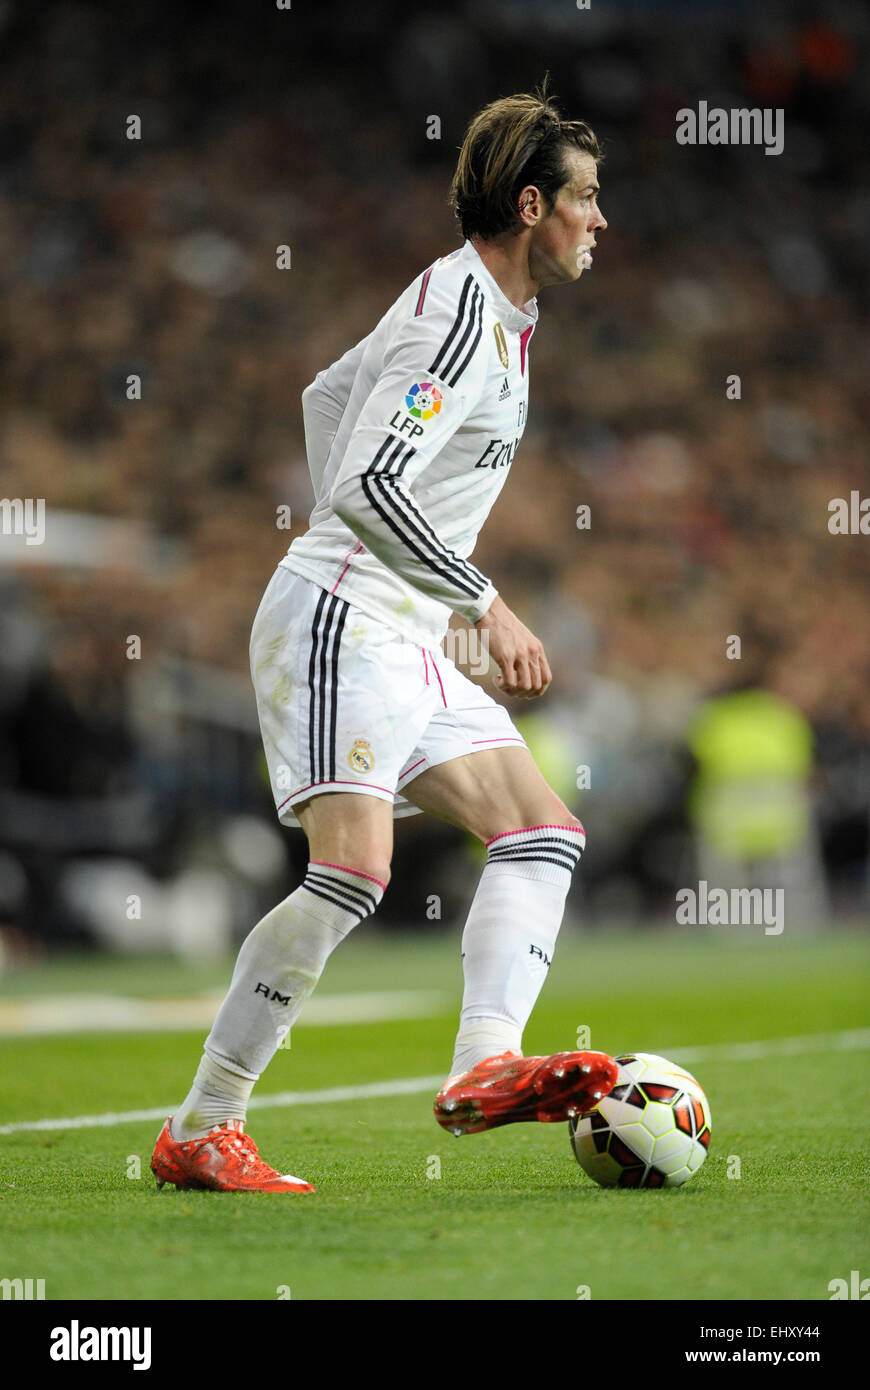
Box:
[493,322,509,369]
[348,738,375,774]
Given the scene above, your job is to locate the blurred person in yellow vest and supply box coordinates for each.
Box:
[687,686,827,930]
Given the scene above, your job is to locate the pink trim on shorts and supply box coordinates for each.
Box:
[471,737,525,746]
[331,541,364,593]
[485,822,585,848]
[428,648,447,707]
[422,649,430,685]
[278,777,397,810]
[399,756,427,780]
[309,860,388,890]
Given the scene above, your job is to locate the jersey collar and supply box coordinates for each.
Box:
[461,240,538,333]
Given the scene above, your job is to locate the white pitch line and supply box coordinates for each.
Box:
[0,1028,867,1137]
[0,1076,447,1135]
[663,1027,870,1063]
[0,988,448,1038]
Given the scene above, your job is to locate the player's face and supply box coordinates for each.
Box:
[527,150,607,287]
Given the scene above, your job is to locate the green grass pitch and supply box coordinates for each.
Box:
[1,929,868,1301]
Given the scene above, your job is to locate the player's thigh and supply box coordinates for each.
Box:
[294,791,395,885]
[403,745,580,843]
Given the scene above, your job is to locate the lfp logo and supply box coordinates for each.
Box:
[405,382,442,420]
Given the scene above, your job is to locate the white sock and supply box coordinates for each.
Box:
[171,862,385,1140]
[169,1052,255,1141]
[450,825,585,1078]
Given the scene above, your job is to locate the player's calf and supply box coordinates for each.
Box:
[450,822,586,1076]
[170,860,387,1145]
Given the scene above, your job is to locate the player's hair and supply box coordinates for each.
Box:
[450,79,602,241]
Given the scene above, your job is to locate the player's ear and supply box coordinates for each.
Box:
[517,185,544,227]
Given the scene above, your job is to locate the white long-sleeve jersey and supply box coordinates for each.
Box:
[281,239,538,647]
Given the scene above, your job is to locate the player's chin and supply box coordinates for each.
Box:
[538,255,583,287]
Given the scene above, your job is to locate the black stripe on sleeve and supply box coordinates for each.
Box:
[428,274,474,376]
[446,289,485,387]
[369,476,488,599]
[358,436,489,600]
[440,283,484,386]
[372,442,489,594]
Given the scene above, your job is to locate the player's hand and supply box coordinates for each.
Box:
[474,595,552,698]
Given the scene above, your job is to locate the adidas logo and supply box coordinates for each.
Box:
[498,377,511,401]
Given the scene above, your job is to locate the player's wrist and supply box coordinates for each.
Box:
[473,591,505,628]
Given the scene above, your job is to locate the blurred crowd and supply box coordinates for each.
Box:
[1,0,868,950]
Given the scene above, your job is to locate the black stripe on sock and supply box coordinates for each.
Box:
[488,836,583,857]
[305,870,379,916]
[488,832,584,852]
[302,881,372,923]
[487,834,584,870]
[486,850,582,872]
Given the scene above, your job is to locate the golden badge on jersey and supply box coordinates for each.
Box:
[348,738,375,774]
[493,322,509,369]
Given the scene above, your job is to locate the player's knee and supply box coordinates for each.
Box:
[483,811,586,876]
[544,801,584,840]
[339,858,392,892]
[557,813,586,859]
[305,842,392,892]
[556,812,583,833]
[487,807,584,844]
[365,861,392,892]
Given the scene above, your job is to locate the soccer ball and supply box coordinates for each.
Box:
[569,1052,711,1188]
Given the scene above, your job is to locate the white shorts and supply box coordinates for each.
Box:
[250,566,528,827]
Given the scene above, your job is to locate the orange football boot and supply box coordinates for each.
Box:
[434,1050,618,1136]
[151,1118,315,1193]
